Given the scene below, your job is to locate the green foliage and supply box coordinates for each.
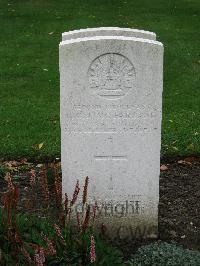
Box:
[0,166,7,179]
[94,236,124,266]
[18,164,30,172]
[0,208,123,265]
[126,242,200,266]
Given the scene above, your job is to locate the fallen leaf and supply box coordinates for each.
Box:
[32,143,44,150]
[6,161,18,167]
[178,160,184,164]
[38,143,44,149]
[178,160,192,166]
[20,158,28,164]
[170,230,177,238]
[4,161,19,172]
[4,172,10,181]
[55,162,61,168]
[187,143,194,150]
[36,164,43,168]
[184,156,200,163]
[160,164,168,171]
[23,199,32,209]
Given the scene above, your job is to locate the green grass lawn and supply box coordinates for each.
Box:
[0,0,199,159]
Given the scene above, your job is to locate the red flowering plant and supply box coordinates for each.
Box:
[0,165,123,265]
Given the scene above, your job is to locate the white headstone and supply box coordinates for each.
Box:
[60,32,163,240]
[62,27,156,41]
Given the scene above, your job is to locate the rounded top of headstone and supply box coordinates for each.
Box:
[60,35,163,48]
[62,27,156,41]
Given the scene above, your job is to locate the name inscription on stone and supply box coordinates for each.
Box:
[65,104,159,133]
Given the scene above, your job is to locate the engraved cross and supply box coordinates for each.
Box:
[94,137,127,190]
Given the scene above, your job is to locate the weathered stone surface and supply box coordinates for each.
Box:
[62,27,156,41]
[60,34,163,239]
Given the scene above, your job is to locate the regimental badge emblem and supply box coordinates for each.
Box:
[88,53,135,100]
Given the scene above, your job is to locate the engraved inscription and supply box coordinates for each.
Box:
[88,53,135,100]
[64,104,159,133]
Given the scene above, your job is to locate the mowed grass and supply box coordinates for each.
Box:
[0,0,199,159]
